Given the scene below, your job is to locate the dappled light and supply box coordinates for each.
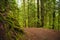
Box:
[0,0,60,40]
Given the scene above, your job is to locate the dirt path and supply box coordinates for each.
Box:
[23,28,60,40]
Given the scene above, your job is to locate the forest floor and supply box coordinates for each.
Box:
[23,28,60,40]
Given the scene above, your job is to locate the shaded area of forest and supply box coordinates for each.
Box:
[0,0,60,40]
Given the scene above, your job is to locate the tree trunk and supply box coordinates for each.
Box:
[40,0,44,27]
[37,0,40,27]
[58,0,60,30]
[28,0,30,27]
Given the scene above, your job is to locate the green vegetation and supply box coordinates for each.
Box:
[0,0,60,40]
[18,0,60,30]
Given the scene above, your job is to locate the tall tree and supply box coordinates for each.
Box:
[58,0,60,30]
[52,0,56,29]
[37,0,40,27]
[28,0,30,27]
[23,0,26,27]
[40,0,45,27]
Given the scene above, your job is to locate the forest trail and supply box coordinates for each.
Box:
[23,28,60,40]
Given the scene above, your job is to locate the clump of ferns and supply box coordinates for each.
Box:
[0,13,24,40]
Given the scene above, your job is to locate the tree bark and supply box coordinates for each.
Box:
[37,0,40,27]
[40,0,44,27]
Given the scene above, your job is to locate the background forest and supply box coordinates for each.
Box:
[17,0,60,30]
[0,0,60,40]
